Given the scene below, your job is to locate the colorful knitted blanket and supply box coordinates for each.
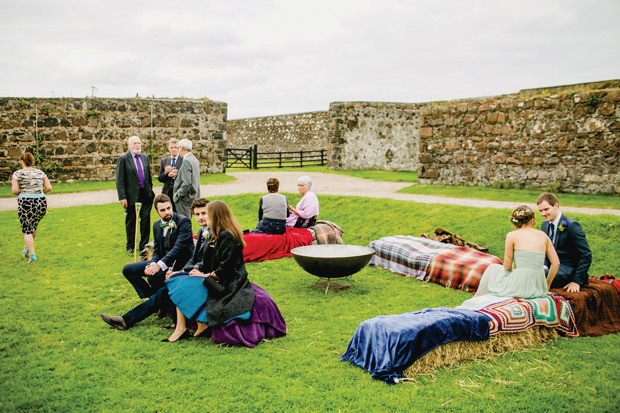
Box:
[478,293,578,337]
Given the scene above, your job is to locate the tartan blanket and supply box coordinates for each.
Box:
[368,236,456,280]
[478,293,578,337]
[309,220,344,245]
[427,247,503,292]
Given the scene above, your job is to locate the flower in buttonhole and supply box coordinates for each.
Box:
[559,220,568,232]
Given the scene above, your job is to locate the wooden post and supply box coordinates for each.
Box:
[134,202,142,262]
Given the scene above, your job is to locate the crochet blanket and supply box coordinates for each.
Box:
[368,236,501,291]
[340,308,491,384]
[477,294,578,337]
[243,227,312,262]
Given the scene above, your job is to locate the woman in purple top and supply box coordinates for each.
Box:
[11,152,53,263]
[286,175,319,228]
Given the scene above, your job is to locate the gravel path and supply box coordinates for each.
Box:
[1,171,618,216]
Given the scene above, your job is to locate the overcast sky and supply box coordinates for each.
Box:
[1,0,619,119]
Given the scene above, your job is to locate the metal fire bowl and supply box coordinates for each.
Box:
[291,245,375,279]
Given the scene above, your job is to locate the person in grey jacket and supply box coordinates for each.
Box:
[172,139,201,218]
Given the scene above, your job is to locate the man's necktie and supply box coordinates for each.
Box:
[548,223,555,242]
[171,157,176,168]
[135,154,145,187]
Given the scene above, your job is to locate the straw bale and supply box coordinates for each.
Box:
[403,326,558,377]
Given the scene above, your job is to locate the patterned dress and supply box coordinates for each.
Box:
[12,168,48,234]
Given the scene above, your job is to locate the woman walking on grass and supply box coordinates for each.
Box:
[11,152,52,263]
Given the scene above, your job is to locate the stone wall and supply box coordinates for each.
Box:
[227,111,329,152]
[327,102,421,170]
[0,97,227,181]
[417,87,620,194]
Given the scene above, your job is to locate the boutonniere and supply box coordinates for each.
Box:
[559,220,568,232]
[202,228,211,240]
[169,220,177,230]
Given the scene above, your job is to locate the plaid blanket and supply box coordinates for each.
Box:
[478,293,578,337]
[309,220,344,245]
[427,247,503,292]
[368,236,456,280]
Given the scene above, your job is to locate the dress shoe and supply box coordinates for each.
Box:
[161,329,190,342]
[127,248,134,254]
[100,313,128,330]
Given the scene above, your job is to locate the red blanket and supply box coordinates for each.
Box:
[243,227,313,262]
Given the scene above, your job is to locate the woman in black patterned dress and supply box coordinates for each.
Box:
[11,152,52,263]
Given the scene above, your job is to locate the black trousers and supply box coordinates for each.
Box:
[122,286,171,327]
[125,187,153,251]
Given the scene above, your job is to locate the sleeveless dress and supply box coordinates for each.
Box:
[475,250,548,299]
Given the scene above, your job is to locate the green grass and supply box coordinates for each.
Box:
[398,184,620,209]
[0,173,236,198]
[1,194,619,411]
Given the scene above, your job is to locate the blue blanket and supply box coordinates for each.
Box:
[340,308,491,383]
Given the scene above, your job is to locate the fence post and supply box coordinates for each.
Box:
[251,145,258,169]
[279,151,282,168]
[300,150,303,167]
[321,149,325,165]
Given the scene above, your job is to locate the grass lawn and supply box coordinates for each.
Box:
[0,173,236,198]
[1,194,619,411]
[398,184,620,210]
[227,166,420,183]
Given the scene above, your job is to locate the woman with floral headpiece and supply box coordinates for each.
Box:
[474,205,560,298]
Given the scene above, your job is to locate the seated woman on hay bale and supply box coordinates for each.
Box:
[163,200,286,346]
[250,177,290,235]
[286,175,319,228]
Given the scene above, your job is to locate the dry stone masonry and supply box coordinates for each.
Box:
[416,86,620,194]
[227,111,328,152]
[0,97,227,181]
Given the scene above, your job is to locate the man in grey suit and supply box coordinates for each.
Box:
[158,138,183,211]
[115,136,155,253]
[173,138,201,218]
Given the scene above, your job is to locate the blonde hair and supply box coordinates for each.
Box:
[207,200,246,248]
[510,205,536,228]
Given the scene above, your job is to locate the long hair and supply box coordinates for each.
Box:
[207,200,246,248]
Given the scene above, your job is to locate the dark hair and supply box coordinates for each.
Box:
[191,197,209,213]
[154,194,171,209]
[266,178,279,193]
[510,205,536,229]
[537,192,559,207]
[20,152,35,167]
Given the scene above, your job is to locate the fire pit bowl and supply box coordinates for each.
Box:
[291,244,375,279]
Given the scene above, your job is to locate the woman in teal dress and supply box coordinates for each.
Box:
[164,200,255,342]
[475,205,560,299]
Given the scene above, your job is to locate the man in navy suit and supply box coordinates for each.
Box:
[115,136,155,253]
[537,192,592,293]
[158,138,183,212]
[122,194,194,299]
[99,197,209,331]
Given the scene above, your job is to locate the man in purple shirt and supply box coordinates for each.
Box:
[115,136,155,253]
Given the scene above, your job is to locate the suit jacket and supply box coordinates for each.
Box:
[115,151,155,204]
[158,155,183,198]
[183,226,210,272]
[542,213,592,287]
[152,213,194,271]
[173,152,201,204]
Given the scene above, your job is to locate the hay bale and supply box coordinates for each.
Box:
[403,326,559,377]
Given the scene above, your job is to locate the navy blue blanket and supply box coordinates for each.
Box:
[340,307,491,383]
